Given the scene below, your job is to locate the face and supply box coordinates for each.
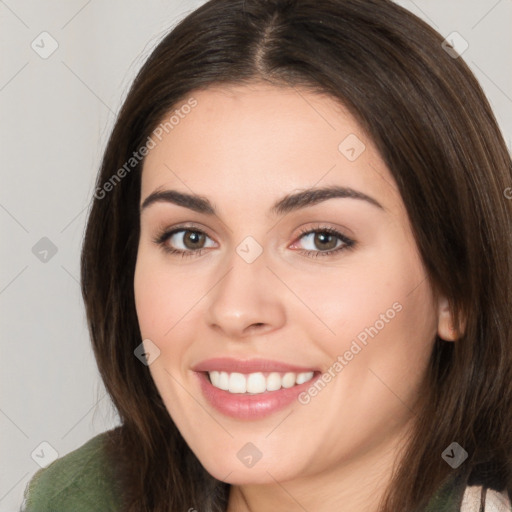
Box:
[134,83,451,486]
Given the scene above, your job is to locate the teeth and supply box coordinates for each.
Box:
[229,372,246,393]
[218,371,229,390]
[266,372,282,391]
[296,372,313,385]
[281,372,296,388]
[247,372,266,393]
[208,370,314,394]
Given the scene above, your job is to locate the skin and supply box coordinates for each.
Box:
[134,82,456,512]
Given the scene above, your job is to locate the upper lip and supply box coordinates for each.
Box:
[192,357,318,374]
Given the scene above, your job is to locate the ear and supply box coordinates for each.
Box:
[436,295,460,341]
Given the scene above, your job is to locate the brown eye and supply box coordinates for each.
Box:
[312,232,338,251]
[182,230,206,249]
[156,228,216,256]
[291,227,355,258]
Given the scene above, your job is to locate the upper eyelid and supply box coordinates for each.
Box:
[160,223,216,237]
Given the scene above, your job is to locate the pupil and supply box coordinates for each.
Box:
[315,232,336,250]
[185,231,204,249]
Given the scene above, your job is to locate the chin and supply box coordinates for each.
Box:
[197,451,302,485]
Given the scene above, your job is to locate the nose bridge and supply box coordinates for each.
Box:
[205,237,286,337]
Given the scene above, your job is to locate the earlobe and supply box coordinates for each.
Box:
[436,295,460,342]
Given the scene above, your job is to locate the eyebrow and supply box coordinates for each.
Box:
[140,185,384,215]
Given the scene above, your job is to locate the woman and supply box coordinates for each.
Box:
[22,0,512,511]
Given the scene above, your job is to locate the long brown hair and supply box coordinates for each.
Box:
[80,0,512,510]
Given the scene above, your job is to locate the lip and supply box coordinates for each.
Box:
[191,357,319,374]
[191,357,321,420]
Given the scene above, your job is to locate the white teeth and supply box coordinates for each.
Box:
[229,372,247,393]
[207,370,315,394]
[210,370,219,385]
[218,371,229,390]
[266,372,282,391]
[209,370,229,391]
[281,372,296,388]
[296,371,314,384]
[246,372,266,393]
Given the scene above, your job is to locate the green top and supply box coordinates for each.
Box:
[21,432,470,511]
[22,433,122,512]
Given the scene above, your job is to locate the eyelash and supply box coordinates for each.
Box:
[152,224,356,259]
[295,226,355,258]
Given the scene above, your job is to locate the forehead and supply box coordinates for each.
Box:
[140,83,401,213]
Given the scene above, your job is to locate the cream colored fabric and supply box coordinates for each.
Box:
[461,486,512,512]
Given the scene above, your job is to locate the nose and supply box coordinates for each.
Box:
[204,245,286,339]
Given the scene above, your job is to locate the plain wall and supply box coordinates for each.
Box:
[1,1,511,510]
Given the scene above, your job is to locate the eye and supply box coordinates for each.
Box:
[291,226,355,258]
[154,227,216,257]
[153,224,355,259]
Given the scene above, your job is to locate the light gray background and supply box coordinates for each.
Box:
[1,1,511,510]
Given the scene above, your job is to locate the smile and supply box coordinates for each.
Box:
[207,370,315,394]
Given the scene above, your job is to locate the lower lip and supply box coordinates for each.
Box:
[194,371,320,420]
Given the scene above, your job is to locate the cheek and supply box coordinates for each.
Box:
[133,264,168,337]
[133,250,204,340]
[133,254,193,405]
[285,240,438,391]
[287,249,429,338]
